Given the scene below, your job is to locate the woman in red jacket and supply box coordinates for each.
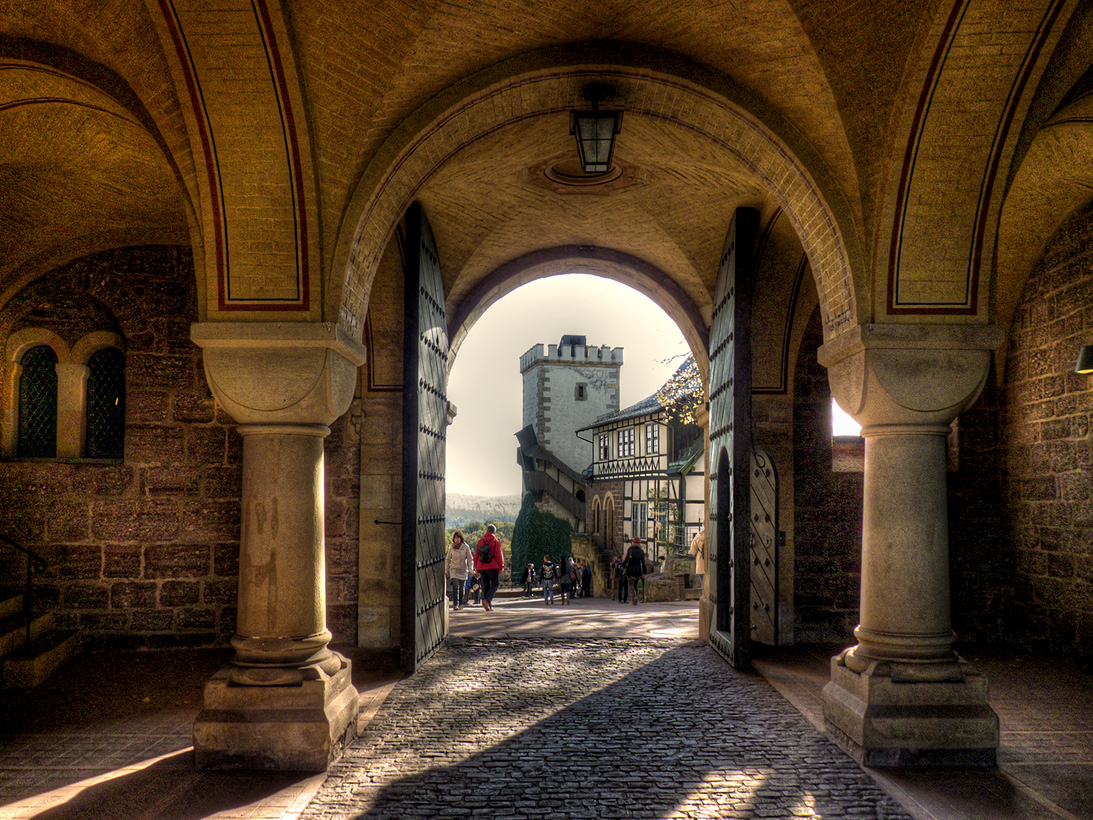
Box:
[473,524,505,611]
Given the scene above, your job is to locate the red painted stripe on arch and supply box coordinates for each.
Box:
[157,0,227,311]
[254,0,310,311]
[886,0,967,315]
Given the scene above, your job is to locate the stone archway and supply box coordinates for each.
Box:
[330,45,863,346]
[447,246,711,382]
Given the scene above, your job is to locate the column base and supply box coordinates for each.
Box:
[822,651,998,768]
[193,652,359,771]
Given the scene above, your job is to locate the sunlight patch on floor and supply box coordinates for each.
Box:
[664,768,775,819]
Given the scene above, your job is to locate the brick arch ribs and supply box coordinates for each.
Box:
[332,51,861,345]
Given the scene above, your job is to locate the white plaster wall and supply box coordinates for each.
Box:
[520,343,622,475]
[540,362,619,473]
[522,366,539,432]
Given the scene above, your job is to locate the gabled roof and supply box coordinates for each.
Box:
[582,393,662,431]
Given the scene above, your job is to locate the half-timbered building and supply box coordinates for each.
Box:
[583,361,705,561]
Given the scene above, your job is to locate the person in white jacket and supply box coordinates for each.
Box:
[689,527,707,586]
[445,531,474,610]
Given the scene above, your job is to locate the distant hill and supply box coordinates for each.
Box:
[446,493,523,526]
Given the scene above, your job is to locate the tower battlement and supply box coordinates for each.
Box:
[520,342,624,373]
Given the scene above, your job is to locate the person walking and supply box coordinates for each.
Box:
[615,556,628,603]
[581,560,593,599]
[624,537,647,605]
[520,563,536,597]
[541,555,557,605]
[445,531,473,610]
[474,524,505,611]
[558,556,573,605]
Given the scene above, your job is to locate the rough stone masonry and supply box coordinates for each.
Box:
[301,638,910,820]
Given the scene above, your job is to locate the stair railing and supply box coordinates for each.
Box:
[0,533,48,649]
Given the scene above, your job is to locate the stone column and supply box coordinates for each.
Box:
[190,322,366,772]
[54,363,88,458]
[818,323,1002,767]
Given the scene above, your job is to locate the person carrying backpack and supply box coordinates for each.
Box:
[541,555,557,605]
[474,524,505,611]
[624,537,647,606]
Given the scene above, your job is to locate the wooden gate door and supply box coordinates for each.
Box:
[749,446,778,645]
[400,203,448,673]
[707,207,758,668]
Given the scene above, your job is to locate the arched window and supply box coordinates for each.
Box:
[86,347,125,458]
[17,345,58,458]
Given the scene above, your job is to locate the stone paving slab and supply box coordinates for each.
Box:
[301,638,912,820]
[447,596,701,641]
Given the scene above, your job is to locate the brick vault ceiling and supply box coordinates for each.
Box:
[16,0,1064,325]
[416,111,771,311]
[0,64,188,294]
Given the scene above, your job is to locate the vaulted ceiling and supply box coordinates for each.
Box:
[0,0,1090,348]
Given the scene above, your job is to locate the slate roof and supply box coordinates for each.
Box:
[576,355,695,433]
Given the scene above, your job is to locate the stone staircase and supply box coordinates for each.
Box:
[0,589,79,689]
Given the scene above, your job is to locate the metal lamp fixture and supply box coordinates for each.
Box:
[1076,345,1093,374]
[570,83,622,175]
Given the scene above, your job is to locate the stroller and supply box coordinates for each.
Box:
[465,573,483,605]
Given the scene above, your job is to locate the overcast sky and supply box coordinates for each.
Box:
[446,274,690,497]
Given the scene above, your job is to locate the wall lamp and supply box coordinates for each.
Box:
[570,83,622,175]
[1076,345,1093,374]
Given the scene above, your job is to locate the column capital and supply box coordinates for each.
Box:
[818,323,1003,429]
[191,322,366,426]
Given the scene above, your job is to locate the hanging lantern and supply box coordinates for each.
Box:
[570,83,622,175]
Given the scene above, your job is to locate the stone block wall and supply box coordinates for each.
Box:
[586,479,625,556]
[0,246,360,651]
[946,375,1009,643]
[791,309,863,643]
[325,399,362,647]
[1001,202,1093,666]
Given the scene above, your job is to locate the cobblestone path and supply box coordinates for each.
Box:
[301,638,911,820]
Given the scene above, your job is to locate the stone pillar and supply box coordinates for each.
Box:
[54,363,88,458]
[190,322,366,772]
[818,323,1002,767]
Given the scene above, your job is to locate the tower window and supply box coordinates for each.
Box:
[17,345,58,458]
[575,382,587,401]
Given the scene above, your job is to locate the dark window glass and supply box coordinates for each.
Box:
[17,345,58,458]
[87,347,125,459]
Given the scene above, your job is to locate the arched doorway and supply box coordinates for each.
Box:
[348,49,859,670]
